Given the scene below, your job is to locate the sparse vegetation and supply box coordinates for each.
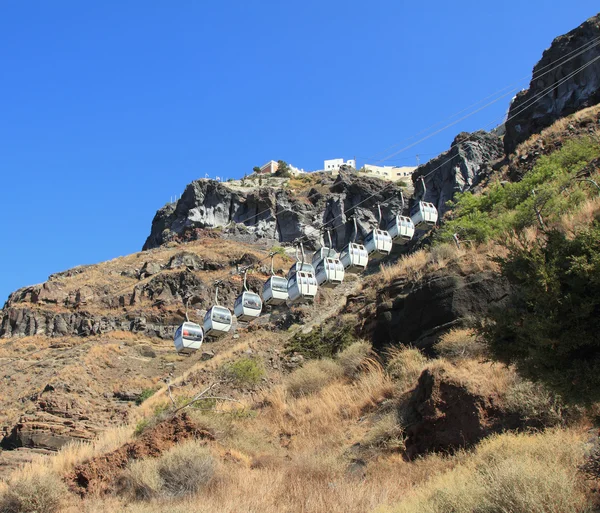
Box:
[120,441,215,500]
[285,322,358,359]
[285,359,344,397]
[136,387,158,405]
[437,137,600,244]
[0,472,67,513]
[219,357,265,387]
[379,429,591,513]
[385,347,428,391]
[434,328,487,360]
[337,341,372,378]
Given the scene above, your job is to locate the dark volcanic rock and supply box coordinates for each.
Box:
[411,131,504,217]
[403,366,522,458]
[504,13,600,154]
[142,174,406,251]
[371,271,511,352]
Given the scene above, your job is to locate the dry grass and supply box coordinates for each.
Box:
[0,469,68,513]
[434,328,487,361]
[285,359,344,397]
[385,347,428,392]
[118,441,215,500]
[337,340,373,379]
[377,428,592,513]
[377,242,502,286]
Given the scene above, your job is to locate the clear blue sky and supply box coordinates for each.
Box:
[1,1,598,303]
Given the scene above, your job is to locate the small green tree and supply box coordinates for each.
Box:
[242,173,247,186]
[483,220,600,403]
[253,166,261,174]
[258,175,263,186]
[276,160,291,178]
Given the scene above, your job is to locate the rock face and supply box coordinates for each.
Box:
[142,174,406,250]
[403,366,521,458]
[368,271,511,352]
[411,131,504,216]
[504,13,600,154]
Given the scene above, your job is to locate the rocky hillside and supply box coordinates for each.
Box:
[143,172,407,251]
[504,12,600,154]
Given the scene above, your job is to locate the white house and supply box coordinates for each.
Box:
[362,164,417,182]
[324,158,356,173]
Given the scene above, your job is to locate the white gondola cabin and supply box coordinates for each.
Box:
[411,201,438,229]
[315,257,345,288]
[340,243,368,273]
[387,215,415,244]
[262,275,289,306]
[312,247,339,267]
[173,321,204,354]
[234,291,263,322]
[364,229,393,258]
[203,305,232,339]
[287,262,316,281]
[287,271,318,303]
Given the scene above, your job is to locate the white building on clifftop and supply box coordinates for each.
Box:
[324,158,356,173]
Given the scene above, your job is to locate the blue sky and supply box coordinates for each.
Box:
[1,1,598,303]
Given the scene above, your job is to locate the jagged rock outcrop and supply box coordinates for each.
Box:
[504,13,600,154]
[368,270,511,352]
[411,131,504,216]
[142,173,406,250]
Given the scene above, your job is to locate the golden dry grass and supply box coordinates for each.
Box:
[376,242,503,287]
[377,428,592,513]
[434,328,487,360]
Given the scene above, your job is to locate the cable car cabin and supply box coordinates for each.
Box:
[340,243,368,273]
[173,322,204,355]
[234,291,263,322]
[287,271,318,303]
[315,257,345,288]
[262,276,289,306]
[364,229,393,258]
[287,262,316,281]
[203,306,232,339]
[387,215,415,245]
[411,201,438,229]
[311,247,339,267]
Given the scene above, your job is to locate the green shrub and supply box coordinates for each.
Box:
[220,357,265,387]
[436,137,600,244]
[0,472,68,513]
[483,220,600,403]
[285,323,357,360]
[136,387,158,405]
[134,418,151,437]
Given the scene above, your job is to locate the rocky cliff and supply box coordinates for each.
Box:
[143,173,406,251]
[411,131,504,216]
[504,12,600,154]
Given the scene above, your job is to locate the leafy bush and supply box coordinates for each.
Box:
[220,357,265,387]
[285,323,358,360]
[286,359,343,397]
[0,472,68,513]
[121,441,215,500]
[437,137,600,243]
[134,418,151,437]
[483,220,600,403]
